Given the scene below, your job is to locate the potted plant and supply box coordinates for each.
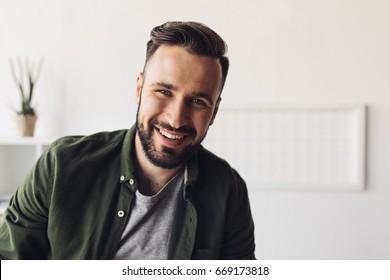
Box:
[9,57,43,137]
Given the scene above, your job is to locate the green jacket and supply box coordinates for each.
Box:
[0,126,255,259]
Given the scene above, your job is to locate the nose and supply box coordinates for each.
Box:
[165,98,190,129]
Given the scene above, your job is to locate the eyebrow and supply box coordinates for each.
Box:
[151,81,177,91]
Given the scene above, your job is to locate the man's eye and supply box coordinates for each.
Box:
[157,90,172,96]
[192,98,206,105]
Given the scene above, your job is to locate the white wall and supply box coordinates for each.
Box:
[1,0,389,259]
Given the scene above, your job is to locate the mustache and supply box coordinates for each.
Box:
[150,118,196,137]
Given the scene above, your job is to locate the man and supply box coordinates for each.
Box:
[0,21,255,259]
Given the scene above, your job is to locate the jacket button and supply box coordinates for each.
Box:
[118,210,125,217]
[120,176,125,182]
[129,179,135,185]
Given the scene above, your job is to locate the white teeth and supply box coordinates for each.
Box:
[159,128,185,140]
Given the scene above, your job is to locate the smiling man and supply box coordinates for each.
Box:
[0,21,255,260]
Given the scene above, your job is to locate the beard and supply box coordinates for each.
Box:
[136,106,204,169]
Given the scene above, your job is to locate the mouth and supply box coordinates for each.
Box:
[154,125,192,148]
[150,120,196,149]
[157,127,186,140]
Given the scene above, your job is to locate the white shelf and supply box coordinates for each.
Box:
[0,137,56,199]
[0,137,54,145]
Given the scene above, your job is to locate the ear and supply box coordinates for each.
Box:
[135,72,144,104]
[209,97,221,126]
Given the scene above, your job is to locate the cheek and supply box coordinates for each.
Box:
[139,97,164,118]
[193,113,214,135]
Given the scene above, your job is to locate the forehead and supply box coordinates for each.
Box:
[144,45,223,96]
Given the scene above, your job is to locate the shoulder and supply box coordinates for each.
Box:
[39,129,130,170]
[196,145,246,190]
[49,129,128,156]
[197,145,231,171]
[52,129,128,148]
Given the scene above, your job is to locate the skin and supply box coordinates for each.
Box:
[134,45,223,195]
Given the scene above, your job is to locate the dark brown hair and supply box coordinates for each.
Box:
[144,21,229,90]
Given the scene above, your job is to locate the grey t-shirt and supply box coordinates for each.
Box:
[113,169,184,259]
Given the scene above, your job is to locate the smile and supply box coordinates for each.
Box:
[158,127,186,140]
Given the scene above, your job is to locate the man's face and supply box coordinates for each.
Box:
[135,45,223,169]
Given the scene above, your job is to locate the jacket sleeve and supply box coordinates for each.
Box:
[0,148,52,259]
[221,169,256,259]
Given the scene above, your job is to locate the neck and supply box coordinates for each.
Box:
[134,133,183,195]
